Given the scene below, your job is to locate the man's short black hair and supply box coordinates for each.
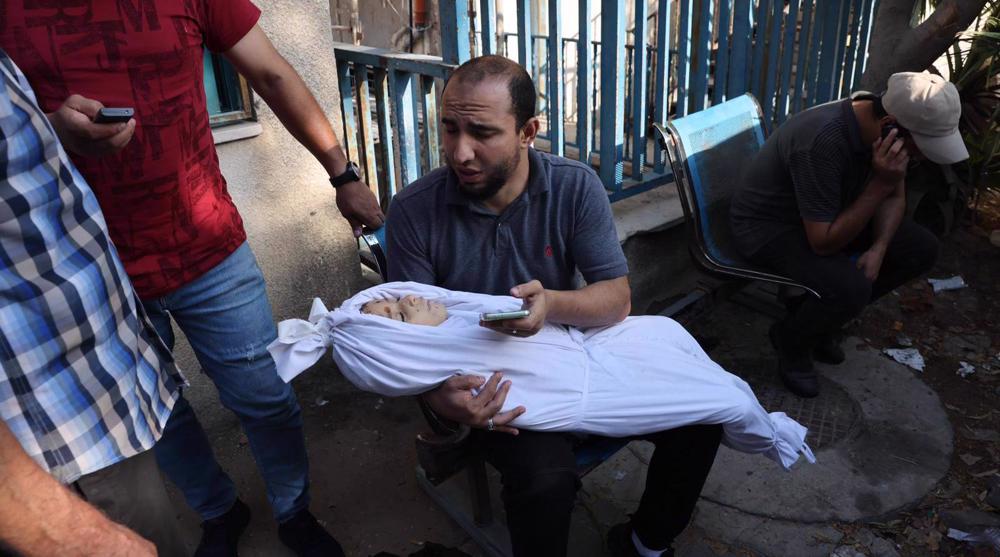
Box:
[445,55,537,130]
[853,91,888,118]
[872,94,888,119]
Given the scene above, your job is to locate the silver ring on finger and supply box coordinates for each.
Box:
[511,329,518,336]
[487,417,495,431]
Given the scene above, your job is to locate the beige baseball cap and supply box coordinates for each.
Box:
[882,71,969,165]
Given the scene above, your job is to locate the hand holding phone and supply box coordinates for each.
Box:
[872,123,910,185]
[48,95,136,158]
[93,107,135,124]
[480,310,531,322]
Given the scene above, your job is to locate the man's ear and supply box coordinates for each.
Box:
[520,116,540,147]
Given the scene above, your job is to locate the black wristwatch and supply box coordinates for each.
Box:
[329,161,361,188]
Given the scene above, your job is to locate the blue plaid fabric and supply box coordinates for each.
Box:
[0,50,184,483]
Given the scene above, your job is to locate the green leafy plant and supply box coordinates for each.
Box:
[943,3,1000,215]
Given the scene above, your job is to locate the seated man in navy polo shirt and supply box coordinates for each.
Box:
[386,55,722,557]
[730,72,966,398]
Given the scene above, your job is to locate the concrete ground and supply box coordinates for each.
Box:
[161,277,954,557]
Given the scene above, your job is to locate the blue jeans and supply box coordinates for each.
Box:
[146,242,309,522]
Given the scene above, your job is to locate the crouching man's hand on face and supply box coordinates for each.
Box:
[422,372,525,434]
[46,94,136,158]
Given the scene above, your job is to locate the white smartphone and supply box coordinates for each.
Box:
[480,310,530,322]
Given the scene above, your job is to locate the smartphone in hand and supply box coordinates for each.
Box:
[880,123,910,141]
[480,310,530,322]
[93,107,134,124]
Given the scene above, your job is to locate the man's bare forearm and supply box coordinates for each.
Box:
[224,27,348,177]
[248,61,348,176]
[0,423,151,556]
[546,276,631,327]
[869,186,905,252]
[806,177,899,255]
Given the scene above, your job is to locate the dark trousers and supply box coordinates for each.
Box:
[73,449,188,557]
[749,220,939,346]
[478,424,723,556]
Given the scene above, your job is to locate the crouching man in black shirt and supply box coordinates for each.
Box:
[730,72,968,398]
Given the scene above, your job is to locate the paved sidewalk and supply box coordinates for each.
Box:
[566,293,952,557]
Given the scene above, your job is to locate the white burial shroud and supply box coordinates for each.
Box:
[267,282,816,470]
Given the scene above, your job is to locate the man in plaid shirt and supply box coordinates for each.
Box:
[0,49,187,556]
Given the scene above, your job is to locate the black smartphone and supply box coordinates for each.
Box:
[881,123,909,141]
[93,107,134,124]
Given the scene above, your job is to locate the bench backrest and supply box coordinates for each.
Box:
[662,93,766,272]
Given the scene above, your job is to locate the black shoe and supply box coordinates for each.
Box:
[812,333,845,365]
[278,509,345,557]
[769,323,820,398]
[195,499,251,557]
[607,522,675,557]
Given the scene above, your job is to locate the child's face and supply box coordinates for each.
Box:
[362,295,448,326]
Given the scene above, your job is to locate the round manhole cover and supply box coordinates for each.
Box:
[732,360,862,450]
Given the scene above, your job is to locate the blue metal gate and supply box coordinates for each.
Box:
[334,0,878,205]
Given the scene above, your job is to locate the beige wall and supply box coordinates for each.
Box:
[218,0,363,326]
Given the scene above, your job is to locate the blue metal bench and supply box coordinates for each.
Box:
[359,226,628,557]
[653,93,819,298]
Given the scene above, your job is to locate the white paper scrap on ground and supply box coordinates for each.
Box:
[884,348,926,372]
[958,361,976,378]
[947,527,1000,551]
[928,276,967,293]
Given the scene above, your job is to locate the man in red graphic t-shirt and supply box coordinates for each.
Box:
[0,2,382,556]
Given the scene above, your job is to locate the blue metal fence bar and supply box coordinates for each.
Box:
[623,43,633,158]
[831,0,852,97]
[420,76,440,173]
[852,0,877,90]
[516,0,532,69]
[804,2,824,107]
[814,1,841,104]
[589,41,601,154]
[534,36,548,120]
[336,59,360,165]
[577,0,593,163]
[750,0,770,97]
[713,0,733,105]
[761,0,783,123]
[372,67,397,201]
[354,64,379,189]
[728,0,753,98]
[775,0,801,124]
[691,0,714,112]
[440,0,471,64]
[791,0,814,114]
[548,0,564,157]
[480,0,496,55]
[630,0,647,178]
[598,0,626,190]
[675,0,692,116]
[652,0,671,171]
[389,69,421,187]
[840,0,865,97]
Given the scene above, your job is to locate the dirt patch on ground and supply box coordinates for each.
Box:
[841,205,1000,556]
